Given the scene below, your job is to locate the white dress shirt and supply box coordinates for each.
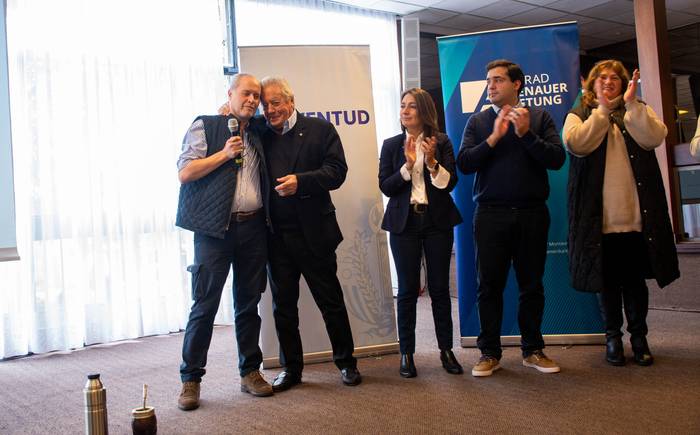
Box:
[398,133,450,205]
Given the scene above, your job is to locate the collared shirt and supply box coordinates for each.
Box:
[399,133,450,204]
[492,100,524,114]
[178,118,262,213]
[269,110,298,135]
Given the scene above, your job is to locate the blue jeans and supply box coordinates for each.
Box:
[180,212,267,381]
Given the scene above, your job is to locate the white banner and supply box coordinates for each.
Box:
[239,45,398,367]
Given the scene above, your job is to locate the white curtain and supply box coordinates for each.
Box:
[0,0,231,358]
[234,0,402,150]
[0,0,402,359]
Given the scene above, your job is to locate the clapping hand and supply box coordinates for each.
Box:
[624,69,640,104]
[487,104,511,147]
[404,135,417,170]
[506,107,530,137]
[595,79,613,110]
[422,136,438,169]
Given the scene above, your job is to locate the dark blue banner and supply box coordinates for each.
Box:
[437,23,604,343]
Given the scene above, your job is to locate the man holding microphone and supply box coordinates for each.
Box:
[175,73,273,410]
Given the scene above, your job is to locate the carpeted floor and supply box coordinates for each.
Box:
[1,296,698,435]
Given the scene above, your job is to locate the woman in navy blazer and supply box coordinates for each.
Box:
[379,88,463,377]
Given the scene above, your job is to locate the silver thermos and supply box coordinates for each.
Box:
[84,373,109,435]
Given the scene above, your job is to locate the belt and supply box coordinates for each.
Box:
[231,209,261,222]
[410,203,428,214]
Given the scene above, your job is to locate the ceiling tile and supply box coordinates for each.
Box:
[554,14,595,25]
[430,0,494,14]
[578,19,634,37]
[420,23,466,35]
[470,21,521,33]
[667,10,700,29]
[546,0,612,14]
[609,11,636,25]
[438,13,494,29]
[665,0,700,12]
[516,0,561,5]
[506,8,568,25]
[469,0,536,20]
[404,8,459,25]
[577,0,632,19]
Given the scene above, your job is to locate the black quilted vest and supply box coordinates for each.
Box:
[567,103,679,292]
[175,115,241,239]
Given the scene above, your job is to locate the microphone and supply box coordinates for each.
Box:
[227,118,243,166]
[227,118,239,136]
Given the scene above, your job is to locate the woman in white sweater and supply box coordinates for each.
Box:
[563,60,679,367]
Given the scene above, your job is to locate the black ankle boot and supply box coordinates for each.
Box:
[631,336,654,366]
[399,354,417,378]
[606,336,625,366]
[439,350,463,374]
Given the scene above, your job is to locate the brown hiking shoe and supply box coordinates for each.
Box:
[178,381,200,411]
[240,370,274,397]
[472,355,500,377]
[523,350,561,373]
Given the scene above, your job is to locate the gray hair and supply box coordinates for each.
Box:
[229,73,260,91]
[261,76,295,102]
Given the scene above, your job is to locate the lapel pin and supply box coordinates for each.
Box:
[299,132,303,136]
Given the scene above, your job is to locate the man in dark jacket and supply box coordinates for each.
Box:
[259,76,361,392]
[457,59,565,377]
[175,73,273,410]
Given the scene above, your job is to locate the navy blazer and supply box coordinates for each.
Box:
[379,132,462,234]
[261,112,347,256]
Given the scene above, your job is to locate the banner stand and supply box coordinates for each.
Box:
[263,343,398,369]
[461,334,604,348]
[437,23,605,347]
[240,45,399,367]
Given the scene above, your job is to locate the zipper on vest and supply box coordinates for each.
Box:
[225,211,233,231]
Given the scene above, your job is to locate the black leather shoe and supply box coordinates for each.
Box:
[631,336,654,366]
[399,354,417,378]
[272,371,302,392]
[605,336,625,366]
[440,350,464,375]
[340,367,362,386]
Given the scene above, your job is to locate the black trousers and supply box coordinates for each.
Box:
[268,229,356,375]
[180,212,267,381]
[389,209,454,354]
[600,232,650,340]
[473,204,549,359]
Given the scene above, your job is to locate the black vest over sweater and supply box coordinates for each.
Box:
[566,104,679,292]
